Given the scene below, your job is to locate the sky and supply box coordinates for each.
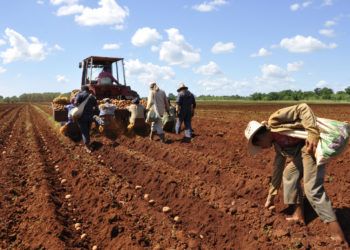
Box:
[0,0,349,97]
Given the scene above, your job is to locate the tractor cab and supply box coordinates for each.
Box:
[80,56,138,100]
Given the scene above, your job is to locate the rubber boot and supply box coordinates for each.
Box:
[149,131,156,141]
[159,133,166,143]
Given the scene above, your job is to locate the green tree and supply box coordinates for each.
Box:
[168,93,176,100]
[344,86,350,95]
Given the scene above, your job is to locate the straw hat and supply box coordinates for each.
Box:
[244,120,265,155]
[177,83,188,92]
[149,82,157,89]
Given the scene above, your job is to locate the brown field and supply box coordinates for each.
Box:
[1,102,350,249]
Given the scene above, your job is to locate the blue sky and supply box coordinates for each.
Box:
[0,0,349,97]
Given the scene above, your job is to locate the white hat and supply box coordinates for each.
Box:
[244,120,265,155]
[149,82,157,89]
[177,83,188,92]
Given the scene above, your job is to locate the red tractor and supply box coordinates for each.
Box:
[53,56,139,123]
[79,56,139,100]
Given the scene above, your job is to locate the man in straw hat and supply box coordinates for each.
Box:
[146,82,169,143]
[244,103,347,246]
[175,83,196,141]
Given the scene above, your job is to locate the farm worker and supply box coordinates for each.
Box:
[94,98,118,139]
[97,65,119,85]
[146,82,169,143]
[244,103,347,245]
[59,98,76,135]
[175,83,196,141]
[127,97,146,132]
[75,86,98,153]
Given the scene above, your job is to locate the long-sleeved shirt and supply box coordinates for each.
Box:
[99,103,116,116]
[266,103,319,196]
[97,71,118,84]
[127,104,145,124]
[75,90,98,121]
[176,90,196,116]
[146,88,169,117]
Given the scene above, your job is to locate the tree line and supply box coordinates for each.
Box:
[0,92,66,103]
[1,87,350,103]
[196,87,350,102]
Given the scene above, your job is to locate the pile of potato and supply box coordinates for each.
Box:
[98,99,147,109]
[52,96,69,111]
[70,89,80,102]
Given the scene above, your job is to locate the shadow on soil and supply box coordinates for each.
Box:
[281,199,350,243]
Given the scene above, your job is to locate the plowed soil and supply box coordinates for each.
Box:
[1,102,350,249]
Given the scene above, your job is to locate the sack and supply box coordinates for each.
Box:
[146,109,160,123]
[162,112,175,131]
[316,118,350,165]
[71,94,91,120]
[280,118,350,165]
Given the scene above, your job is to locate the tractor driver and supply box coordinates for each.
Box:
[97,65,119,85]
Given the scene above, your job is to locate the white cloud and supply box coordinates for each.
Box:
[0,66,6,74]
[211,41,235,54]
[56,74,69,83]
[316,80,328,88]
[250,47,271,57]
[131,27,162,47]
[37,0,44,4]
[253,64,296,93]
[0,39,6,46]
[159,28,200,67]
[279,35,337,53]
[53,44,64,51]
[102,43,120,50]
[287,61,304,72]
[56,4,85,16]
[290,3,300,11]
[194,61,222,75]
[50,0,78,5]
[261,64,289,79]
[325,20,336,27]
[316,80,329,88]
[125,59,175,84]
[52,0,129,29]
[302,1,312,7]
[290,1,312,11]
[319,29,335,37]
[197,77,249,93]
[0,28,49,64]
[75,0,129,29]
[192,0,228,12]
[151,45,159,52]
[322,0,333,6]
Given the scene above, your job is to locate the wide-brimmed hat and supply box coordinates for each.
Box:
[244,120,265,155]
[149,82,157,89]
[177,83,188,92]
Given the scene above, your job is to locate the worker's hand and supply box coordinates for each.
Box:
[306,133,319,155]
[191,109,195,117]
[264,194,275,209]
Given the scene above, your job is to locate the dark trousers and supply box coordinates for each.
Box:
[77,119,92,145]
[175,112,192,137]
